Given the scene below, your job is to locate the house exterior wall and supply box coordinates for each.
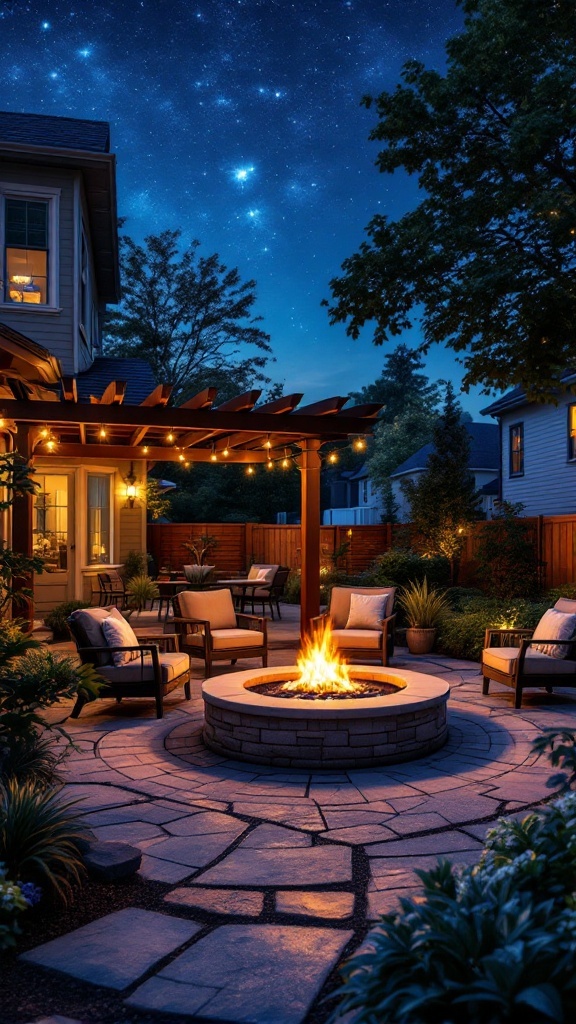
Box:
[391,468,498,523]
[500,400,576,515]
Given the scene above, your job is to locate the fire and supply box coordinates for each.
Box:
[281,621,356,695]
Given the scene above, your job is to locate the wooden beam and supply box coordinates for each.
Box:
[178,387,218,410]
[12,424,34,630]
[129,384,173,446]
[298,439,322,637]
[61,376,77,402]
[79,423,86,444]
[293,396,348,416]
[50,443,270,464]
[89,380,126,405]
[337,402,383,419]
[216,390,261,412]
[212,395,305,452]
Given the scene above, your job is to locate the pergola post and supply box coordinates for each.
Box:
[299,439,322,638]
[12,424,35,630]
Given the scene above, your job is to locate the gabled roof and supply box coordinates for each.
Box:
[482,371,576,416]
[390,422,499,478]
[76,358,158,406]
[0,111,109,153]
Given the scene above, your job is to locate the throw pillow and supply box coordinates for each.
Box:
[532,608,576,659]
[345,593,387,631]
[101,612,141,666]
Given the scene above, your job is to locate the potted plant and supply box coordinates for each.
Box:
[399,577,450,655]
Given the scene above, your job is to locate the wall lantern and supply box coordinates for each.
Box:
[124,462,138,509]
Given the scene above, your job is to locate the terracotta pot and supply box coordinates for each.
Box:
[406,627,436,655]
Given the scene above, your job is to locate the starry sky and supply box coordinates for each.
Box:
[0,0,491,417]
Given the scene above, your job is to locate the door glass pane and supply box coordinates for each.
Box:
[88,475,110,563]
[33,474,68,570]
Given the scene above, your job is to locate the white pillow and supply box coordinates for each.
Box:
[256,568,273,581]
[532,608,576,659]
[101,612,141,666]
[345,593,387,631]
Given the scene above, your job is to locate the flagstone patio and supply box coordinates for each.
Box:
[22,604,576,1024]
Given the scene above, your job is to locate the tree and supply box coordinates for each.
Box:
[368,405,439,521]
[326,0,576,399]
[402,383,480,578]
[349,343,440,421]
[104,230,275,403]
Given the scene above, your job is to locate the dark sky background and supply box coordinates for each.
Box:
[0,0,491,417]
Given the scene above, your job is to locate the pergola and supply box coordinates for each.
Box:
[0,331,381,634]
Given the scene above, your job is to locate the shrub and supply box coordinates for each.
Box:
[364,549,451,589]
[332,731,576,1024]
[125,573,159,611]
[0,862,30,950]
[474,500,540,599]
[0,778,88,903]
[436,596,549,661]
[121,549,149,581]
[282,569,364,606]
[43,600,91,642]
[398,578,450,629]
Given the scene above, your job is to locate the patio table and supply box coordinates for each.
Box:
[217,578,264,614]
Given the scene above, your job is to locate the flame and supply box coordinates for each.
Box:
[281,621,356,694]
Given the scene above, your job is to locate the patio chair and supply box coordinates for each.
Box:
[251,566,291,619]
[311,586,396,666]
[230,564,279,610]
[173,588,267,677]
[96,570,129,610]
[67,606,191,719]
[481,598,576,708]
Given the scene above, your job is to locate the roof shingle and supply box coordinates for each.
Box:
[0,110,110,153]
[390,422,499,477]
[76,357,158,406]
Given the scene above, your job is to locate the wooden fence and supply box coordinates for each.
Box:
[147,516,576,589]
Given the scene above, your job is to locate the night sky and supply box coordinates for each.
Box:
[0,1,490,416]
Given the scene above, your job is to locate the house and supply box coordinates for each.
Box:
[0,110,148,613]
[482,373,576,515]
[390,422,499,522]
[322,462,383,525]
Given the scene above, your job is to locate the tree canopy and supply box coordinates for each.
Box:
[104,229,275,403]
[326,0,576,400]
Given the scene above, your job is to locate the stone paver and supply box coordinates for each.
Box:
[194,845,352,887]
[20,909,199,990]
[276,891,355,919]
[165,887,264,916]
[126,924,353,1024]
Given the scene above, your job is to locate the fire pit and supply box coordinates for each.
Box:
[202,625,449,768]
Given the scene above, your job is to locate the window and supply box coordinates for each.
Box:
[87,475,111,563]
[1,184,59,307]
[509,423,524,476]
[569,406,576,461]
[33,474,68,570]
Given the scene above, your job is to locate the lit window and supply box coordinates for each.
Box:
[87,475,111,563]
[4,198,49,304]
[509,423,524,476]
[33,474,68,570]
[569,405,576,461]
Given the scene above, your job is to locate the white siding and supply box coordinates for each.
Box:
[501,401,576,514]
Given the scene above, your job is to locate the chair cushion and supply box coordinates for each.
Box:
[345,593,387,631]
[248,564,278,581]
[102,612,141,666]
[97,651,190,685]
[331,628,382,651]
[554,598,576,614]
[531,608,576,658]
[186,628,265,651]
[178,588,237,629]
[483,646,576,676]
[69,607,114,666]
[330,587,396,629]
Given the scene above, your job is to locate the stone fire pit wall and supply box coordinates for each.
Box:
[202,667,449,769]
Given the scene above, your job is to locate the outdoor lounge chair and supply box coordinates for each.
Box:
[67,606,191,719]
[311,586,396,665]
[173,587,267,677]
[481,598,576,708]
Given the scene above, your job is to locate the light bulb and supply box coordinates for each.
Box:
[328,452,338,464]
[223,446,229,457]
[354,438,366,451]
[98,426,107,440]
[166,430,175,443]
[281,457,290,468]
[178,453,185,462]
[267,459,273,469]
[246,465,255,476]
[142,445,149,454]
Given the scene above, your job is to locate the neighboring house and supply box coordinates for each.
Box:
[482,373,576,515]
[322,462,383,525]
[389,422,500,522]
[0,110,149,613]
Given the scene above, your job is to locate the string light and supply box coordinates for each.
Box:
[210,444,218,462]
[166,430,175,444]
[328,451,338,464]
[353,437,366,452]
[267,459,273,470]
[178,452,186,462]
[184,460,190,469]
[246,465,255,476]
[43,429,59,453]
[142,445,149,454]
[222,440,230,457]
[98,425,107,441]
[263,435,272,450]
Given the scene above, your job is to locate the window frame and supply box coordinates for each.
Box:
[509,422,524,477]
[568,405,576,462]
[0,182,60,311]
[87,472,112,566]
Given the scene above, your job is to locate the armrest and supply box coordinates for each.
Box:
[310,612,329,630]
[134,633,180,653]
[172,615,211,634]
[484,627,534,647]
[237,612,268,633]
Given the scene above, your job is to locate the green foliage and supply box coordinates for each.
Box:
[0,778,88,903]
[402,384,480,572]
[368,405,439,522]
[475,500,540,599]
[162,459,302,524]
[363,548,451,589]
[103,229,274,403]
[125,574,159,611]
[43,600,91,642]
[0,862,29,950]
[436,596,549,661]
[398,578,450,629]
[182,532,218,565]
[332,730,576,1024]
[349,343,441,420]
[121,549,149,580]
[326,0,576,400]
[532,728,576,793]
[0,451,45,617]
[547,583,576,603]
[282,569,364,606]
[146,478,172,521]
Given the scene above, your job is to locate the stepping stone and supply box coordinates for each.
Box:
[163,810,247,837]
[139,855,194,883]
[276,891,354,919]
[62,785,148,812]
[126,924,352,1023]
[165,888,264,916]
[20,909,199,990]
[240,823,312,848]
[195,845,352,887]
[83,841,142,880]
[141,822,247,869]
